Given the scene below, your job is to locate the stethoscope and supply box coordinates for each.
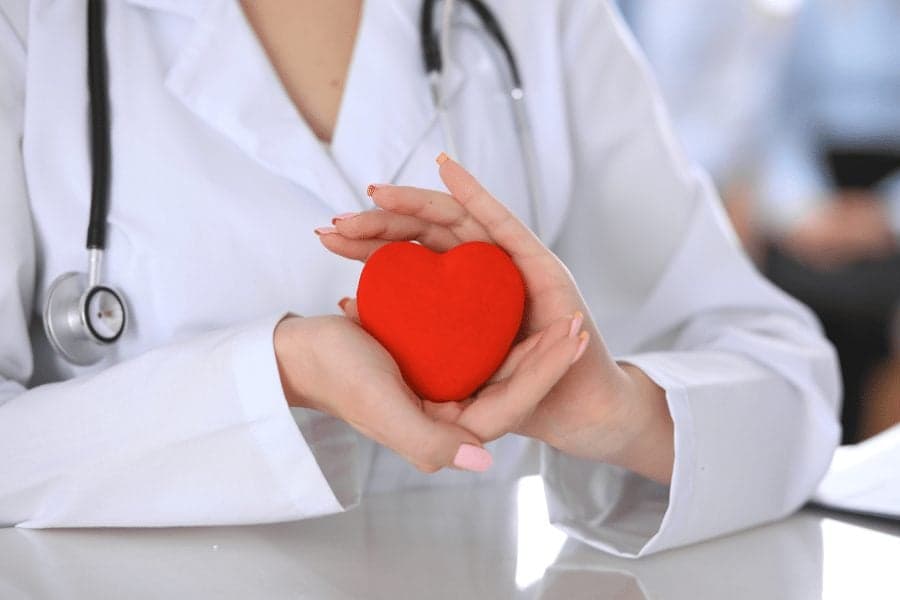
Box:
[43,0,126,366]
[44,0,539,366]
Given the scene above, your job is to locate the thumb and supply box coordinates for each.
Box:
[338,297,360,322]
[357,373,493,474]
[405,419,494,474]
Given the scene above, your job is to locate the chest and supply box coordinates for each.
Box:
[239,0,363,143]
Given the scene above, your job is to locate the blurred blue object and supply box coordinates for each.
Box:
[757,0,900,233]
[756,0,900,444]
[618,0,900,443]
[616,0,798,186]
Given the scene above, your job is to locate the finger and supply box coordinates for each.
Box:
[333,209,462,252]
[407,424,494,474]
[317,230,391,262]
[456,313,586,442]
[421,398,467,423]
[436,153,545,259]
[390,395,493,473]
[346,374,492,473]
[368,184,491,242]
[338,297,360,322]
[485,328,545,384]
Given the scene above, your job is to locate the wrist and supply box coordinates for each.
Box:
[536,359,673,485]
[605,363,675,485]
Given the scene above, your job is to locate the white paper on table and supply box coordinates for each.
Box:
[812,423,900,520]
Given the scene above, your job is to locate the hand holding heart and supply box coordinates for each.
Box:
[274,307,586,474]
[277,164,589,475]
[319,155,675,484]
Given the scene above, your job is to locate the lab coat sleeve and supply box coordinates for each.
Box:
[0,7,357,527]
[542,1,841,558]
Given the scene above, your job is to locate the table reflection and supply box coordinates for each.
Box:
[515,475,823,599]
[0,476,897,599]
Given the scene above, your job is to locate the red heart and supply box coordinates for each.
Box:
[357,241,525,402]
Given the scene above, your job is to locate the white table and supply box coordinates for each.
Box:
[2,476,898,599]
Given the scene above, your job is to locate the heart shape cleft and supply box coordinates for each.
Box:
[357,241,526,402]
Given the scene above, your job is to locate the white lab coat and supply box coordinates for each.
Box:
[0,0,840,557]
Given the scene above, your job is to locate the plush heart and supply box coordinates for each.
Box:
[357,241,525,402]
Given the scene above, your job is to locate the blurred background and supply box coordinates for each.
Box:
[615,0,900,444]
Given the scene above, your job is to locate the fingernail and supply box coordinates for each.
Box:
[435,151,450,166]
[331,212,358,224]
[453,443,493,472]
[366,184,379,197]
[568,311,584,338]
[314,226,338,236]
[338,297,350,311]
[572,331,590,364]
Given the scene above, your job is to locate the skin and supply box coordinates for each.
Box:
[276,311,589,473]
[239,0,363,143]
[243,1,675,483]
[320,159,675,484]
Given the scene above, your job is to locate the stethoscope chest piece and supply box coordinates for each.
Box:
[44,271,127,366]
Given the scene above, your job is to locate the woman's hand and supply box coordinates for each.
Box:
[317,155,675,484]
[273,312,586,474]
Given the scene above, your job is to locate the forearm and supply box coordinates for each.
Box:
[608,363,674,484]
[536,359,674,486]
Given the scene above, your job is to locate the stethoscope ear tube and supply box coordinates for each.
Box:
[420,0,443,75]
[456,0,521,89]
[420,0,542,239]
[420,0,519,88]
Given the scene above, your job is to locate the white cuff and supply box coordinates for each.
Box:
[10,313,355,528]
[542,349,837,557]
[230,313,357,519]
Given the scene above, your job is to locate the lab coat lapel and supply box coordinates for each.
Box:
[158,0,363,214]
[129,0,463,212]
[329,0,466,192]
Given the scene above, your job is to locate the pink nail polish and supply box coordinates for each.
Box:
[331,212,358,224]
[314,226,338,236]
[568,311,584,338]
[572,331,590,364]
[366,184,378,197]
[453,444,493,472]
[435,151,450,166]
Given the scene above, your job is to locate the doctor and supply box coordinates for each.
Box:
[0,0,839,558]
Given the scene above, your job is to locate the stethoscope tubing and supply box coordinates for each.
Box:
[422,0,543,238]
[87,0,111,252]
